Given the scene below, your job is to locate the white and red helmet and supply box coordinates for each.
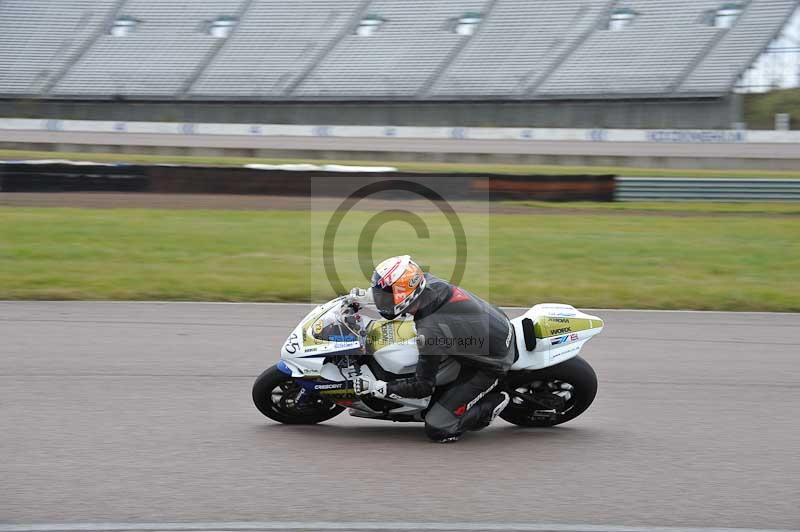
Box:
[370,255,427,320]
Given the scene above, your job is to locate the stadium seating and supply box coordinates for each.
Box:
[294,0,492,98]
[0,0,117,95]
[431,0,611,97]
[191,0,363,97]
[53,0,247,97]
[0,0,797,100]
[681,0,800,94]
[537,0,727,96]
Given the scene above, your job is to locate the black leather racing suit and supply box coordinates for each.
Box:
[386,274,515,441]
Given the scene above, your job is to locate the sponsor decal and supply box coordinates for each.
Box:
[551,327,572,335]
[314,383,345,390]
[546,317,570,324]
[551,344,580,359]
[330,334,356,342]
[589,129,607,141]
[466,379,498,410]
[570,333,579,341]
[313,320,323,335]
[381,323,395,344]
[550,335,569,345]
[646,129,746,144]
[408,272,421,288]
[319,389,355,396]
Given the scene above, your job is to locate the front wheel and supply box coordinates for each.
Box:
[500,355,597,427]
[252,365,344,424]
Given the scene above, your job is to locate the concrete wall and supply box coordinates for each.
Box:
[0,96,742,129]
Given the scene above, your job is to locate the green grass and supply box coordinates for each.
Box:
[1,207,798,311]
[513,201,800,215]
[2,148,800,179]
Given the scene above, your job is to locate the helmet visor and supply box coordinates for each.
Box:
[371,284,397,320]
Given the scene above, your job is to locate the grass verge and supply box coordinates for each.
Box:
[2,148,800,179]
[513,201,800,215]
[1,207,797,311]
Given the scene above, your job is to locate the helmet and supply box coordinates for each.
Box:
[370,255,427,320]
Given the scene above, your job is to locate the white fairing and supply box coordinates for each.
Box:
[510,304,604,370]
[278,298,363,378]
[373,341,418,374]
[278,299,603,380]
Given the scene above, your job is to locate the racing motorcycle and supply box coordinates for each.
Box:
[252,297,603,428]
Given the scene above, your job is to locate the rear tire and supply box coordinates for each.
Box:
[500,355,597,427]
[252,366,344,424]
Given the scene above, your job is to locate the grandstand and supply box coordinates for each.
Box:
[0,0,798,128]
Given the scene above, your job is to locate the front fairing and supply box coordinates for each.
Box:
[278,297,363,378]
[276,298,431,417]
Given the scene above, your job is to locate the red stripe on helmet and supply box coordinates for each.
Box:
[378,261,401,288]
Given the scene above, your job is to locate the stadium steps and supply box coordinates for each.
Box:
[417,0,501,98]
[666,5,737,95]
[527,0,615,96]
[281,0,373,97]
[679,0,800,94]
[41,0,129,96]
[180,0,257,98]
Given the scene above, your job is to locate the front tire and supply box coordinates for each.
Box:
[252,366,344,424]
[500,355,597,427]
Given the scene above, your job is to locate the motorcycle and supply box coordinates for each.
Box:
[253,296,603,428]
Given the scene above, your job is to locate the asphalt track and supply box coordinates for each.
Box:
[2,129,800,159]
[1,302,799,531]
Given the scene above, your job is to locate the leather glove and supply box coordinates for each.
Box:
[352,375,388,398]
[350,287,368,299]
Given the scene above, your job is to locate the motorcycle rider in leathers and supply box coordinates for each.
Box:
[351,255,514,443]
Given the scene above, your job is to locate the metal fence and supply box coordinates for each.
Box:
[616,177,800,201]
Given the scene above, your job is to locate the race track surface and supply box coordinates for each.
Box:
[1,302,799,530]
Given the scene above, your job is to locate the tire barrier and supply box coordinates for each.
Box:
[0,162,616,202]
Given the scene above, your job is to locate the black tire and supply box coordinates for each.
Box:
[252,366,344,424]
[500,355,597,428]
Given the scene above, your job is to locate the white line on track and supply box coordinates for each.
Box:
[0,523,796,532]
[0,300,797,316]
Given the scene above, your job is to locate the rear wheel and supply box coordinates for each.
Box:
[252,366,344,424]
[500,355,597,427]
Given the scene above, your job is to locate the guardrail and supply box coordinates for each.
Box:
[617,177,800,201]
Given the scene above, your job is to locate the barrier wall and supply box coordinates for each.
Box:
[2,117,799,143]
[0,162,615,202]
[0,97,740,129]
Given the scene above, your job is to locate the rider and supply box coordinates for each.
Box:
[351,255,514,443]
